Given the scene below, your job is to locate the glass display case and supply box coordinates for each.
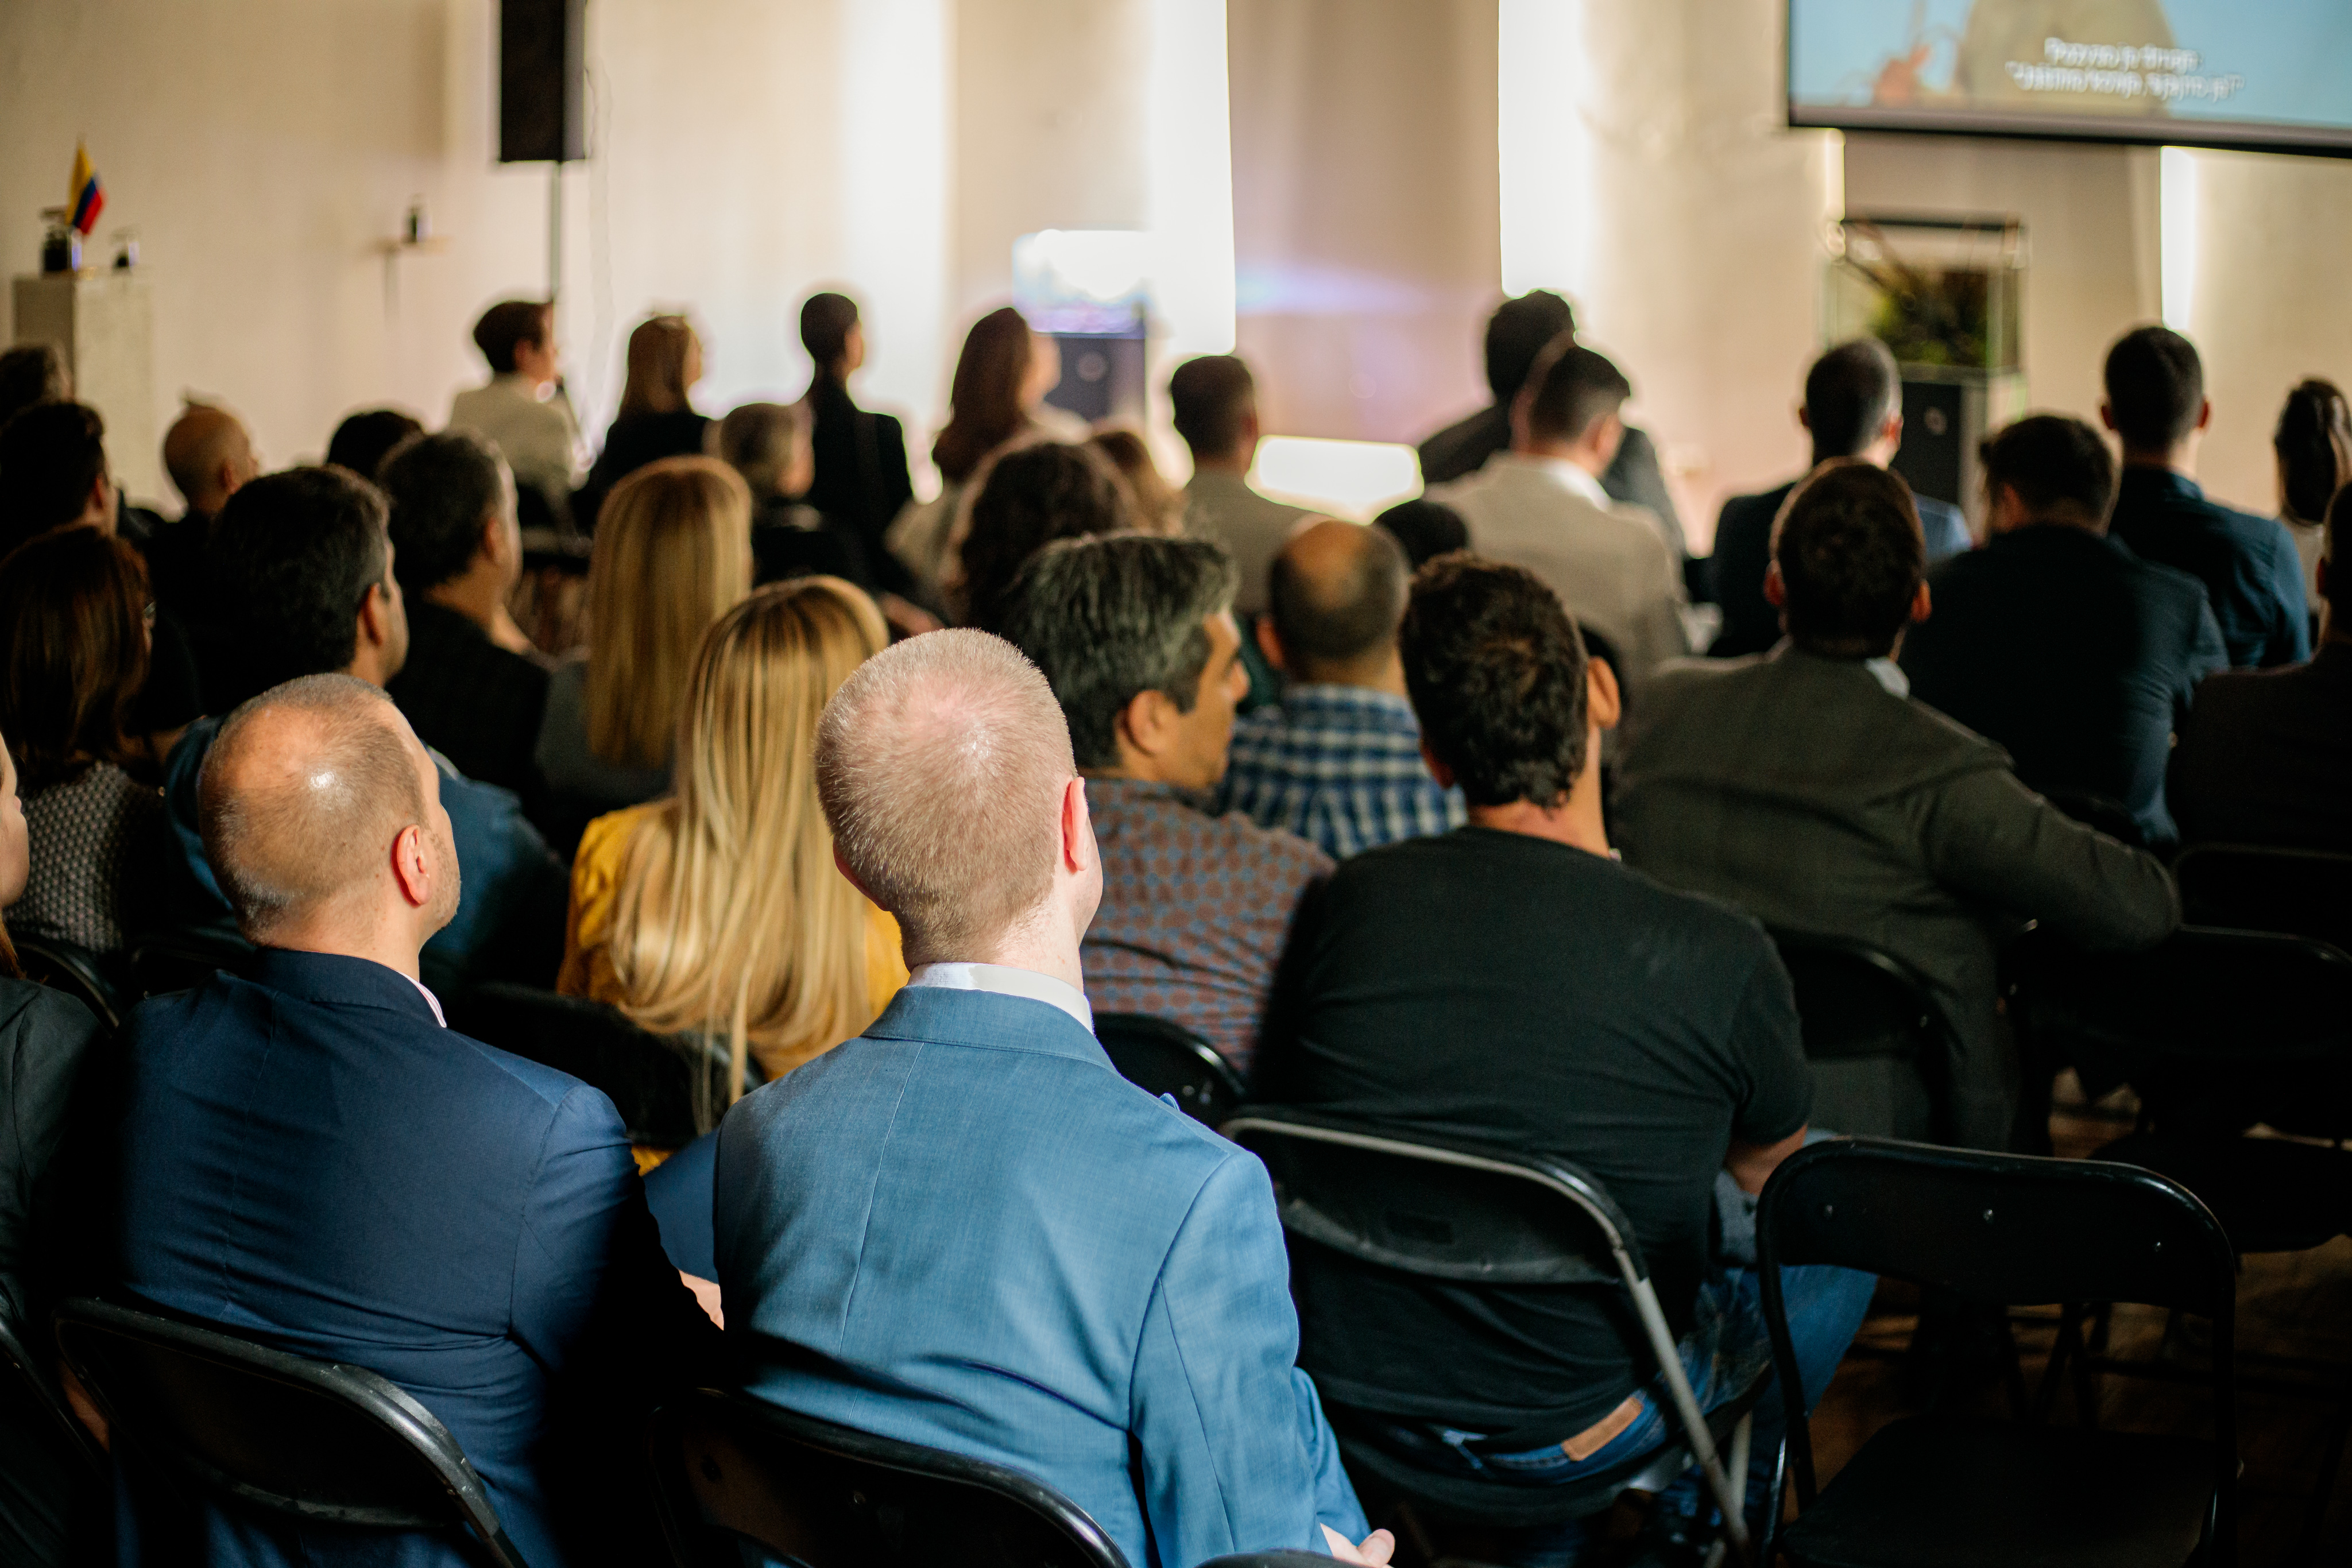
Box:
[1824,213,2024,373]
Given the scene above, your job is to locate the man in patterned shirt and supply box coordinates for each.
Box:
[1216,520,1463,857]
[997,533,1330,1073]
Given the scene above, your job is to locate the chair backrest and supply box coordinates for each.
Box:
[447,982,717,1148]
[2013,925,2352,1068]
[1768,930,1942,1064]
[2041,787,2144,847]
[1094,1013,1247,1127]
[0,1308,105,1482]
[645,1387,1129,1568]
[2175,842,2352,952]
[14,934,124,1031]
[52,1297,528,1567]
[127,925,256,1000]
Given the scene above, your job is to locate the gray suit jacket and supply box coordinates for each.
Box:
[1612,647,2178,1148]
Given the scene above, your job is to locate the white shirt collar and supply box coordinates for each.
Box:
[906,962,1094,1034]
[1494,451,1612,509]
[406,973,447,1028]
[1865,657,1910,698]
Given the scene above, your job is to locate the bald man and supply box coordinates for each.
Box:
[107,673,719,1568]
[149,400,261,650]
[1213,520,1464,857]
[716,629,1384,1568]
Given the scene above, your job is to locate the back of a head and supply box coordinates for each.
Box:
[1522,343,1631,447]
[933,307,1035,483]
[1271,520,1409,680]
[620,315,698,419]
[0,401,106,557]
[0,344,69,429]
[1401,555,1589,808]
[994,532,1239,771]
[1088,427,1180,531]
[957,442,1134,632]
[815,628,1074,960]
[1485,291,1576,401]
[198,674,425,942]
[800,291,860,371]
[0,525,150,791]
[326,408,425,483]
[1803,339,1902,461]
[380,429,507,595]
[717,402,807,501]
[1374,498,1470,570]
[163,402,254,510]
[472,299,552,375]
[1771,460,1925,657]
[1980,413,2117,529]
[2275,378,2352,526]
[1167,354,1256,459]
[2103,325,2204,453]
[585,456,753,770]
[210,466,393,707]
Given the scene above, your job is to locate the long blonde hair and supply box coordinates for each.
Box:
[618,315,700,418]
[605,577,891,1112]
[583,456,752,771]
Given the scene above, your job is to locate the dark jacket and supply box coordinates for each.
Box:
[385,600,551,810]
[1901,525,2227,845]
[573,409,711,533]
[803,377,915,595]
[2109,466,2310,669]
[1417,404,1685,559]
[2169,642,2352,851]
[1708,477,1971,657]
[105,950,720,1567]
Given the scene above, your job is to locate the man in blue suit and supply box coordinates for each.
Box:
[106,673,719,1566]
[715,628,1384,1568]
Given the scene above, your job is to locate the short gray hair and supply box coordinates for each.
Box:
[992,534,1237,770]
[717,401,808,500]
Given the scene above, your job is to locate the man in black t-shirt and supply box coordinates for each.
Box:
[1257,556,1875,1556]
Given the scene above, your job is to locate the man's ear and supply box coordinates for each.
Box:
[2195,397,2212,435]
[2099,401,2118,435]
[1586,655,1623,732]
[1059,776,1094,874]
[831,843,882,906]
[1255,615,1287,675]
[1763,560,1788,609]
[1418,739,1456,791]
[1796,405,1811,435]
[356,582,392,650]
[390,822,433,909]
[1115,687,1173,764]
[480,509,514,568]
[1910,580,1933,625]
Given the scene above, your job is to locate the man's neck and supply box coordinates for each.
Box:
[259,922,424,983]
[427,567,531,654]
[1293,651,1407,697]
[1189,450,1251,480]
[907,916,1086,995]
[2121,445,2195,479]
[1514,440,1604,479]
[1466,793,1610,857]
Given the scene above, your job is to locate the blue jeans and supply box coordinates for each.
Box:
[1376,1261,1877,1567]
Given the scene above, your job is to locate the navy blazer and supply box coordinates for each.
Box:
[105,948,718,1567]
[2109,466,2310,669]
[715,984,1367,1568]
[1901,525,2227,845]
[1709,478,1970,657]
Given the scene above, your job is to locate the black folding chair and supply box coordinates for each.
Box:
[2041,788,2145,849]
[1095,1013,1246,1126]
[1,1308,104,1483]
[14,934,125,1031]
[1222,1109,1759,1563]
[2173,842,2352,955]
[447,982,721,1148]
[1759,1138,2237,1568]
[645,1385,1128,1568]
[51,1296,529,1567]
[126,925,255,999]
[1769,930,1952,1141]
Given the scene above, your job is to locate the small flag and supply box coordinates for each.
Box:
[68,142,104,236]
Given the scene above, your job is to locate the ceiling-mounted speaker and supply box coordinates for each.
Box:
[500,0,587,163]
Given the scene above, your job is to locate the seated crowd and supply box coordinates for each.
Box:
[0,288,2342,1568]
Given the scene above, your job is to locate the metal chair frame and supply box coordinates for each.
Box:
[1095,1012,1247,1126]
[0,1308,105,1482]
[12,933,125,1032]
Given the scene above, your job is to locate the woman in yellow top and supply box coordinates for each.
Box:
[559,576,905,1125]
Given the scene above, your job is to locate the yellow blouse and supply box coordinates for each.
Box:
[557,803,910,1078]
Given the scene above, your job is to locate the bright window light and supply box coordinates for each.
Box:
[2160,145,2197,334]
[1250,438,1423,522]
[1146,0,1236,355]
[840,0,950,440]
[1498,0,1588,297]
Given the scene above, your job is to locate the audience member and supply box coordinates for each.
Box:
[1089,425,1187,533]
[576,314,711,532]
[1614,462,2178,1147]
[1416,289,1684,553]
[2103,325,2308,668]
[536,456,752,850]
[0,529,168,958]
[448,297,584,526]
[2171,482,2352,851]
[1167,353,1306,615]
[560,578,905,1118]
[996,534,1329,1070]
[153,400,258,613]
[0,344,68,430]
[1214,521,1461,857]
[1711,338,1973,657]
[0,728,107,1568]
[107,673,718,1567]
[164,467,566,990]
[717,628,1379,1568]
[797,290,915,594]
[1901,415,2226,845]
[2272,377,2351,619]
[1372,496,1469,570]
[1426,341,1690,686]
[378,430,551,803]
[1256,555,1870,1555]
[954,440,1133,631]
[719,399,867,587]
[323,406,424,482]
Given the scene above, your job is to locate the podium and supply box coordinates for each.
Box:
[11,272,159,502]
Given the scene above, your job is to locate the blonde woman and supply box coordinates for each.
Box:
[535,455,752,852]
[559,577,906,1119]
[577,313,711,530]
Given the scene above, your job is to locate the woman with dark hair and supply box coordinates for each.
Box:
[2274,378,2352,619]
[0,527,168,957]
[576,314,713,532]
[953,442,1134,632]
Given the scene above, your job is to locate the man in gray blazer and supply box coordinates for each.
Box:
[1614,462,2178,1149]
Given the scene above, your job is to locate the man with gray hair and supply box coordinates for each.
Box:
[105,673,718,1567]
[715,628,1384,1568]
[995,533,1332,1073]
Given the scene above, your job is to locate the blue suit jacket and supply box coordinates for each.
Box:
[714,985,1366,1568]
[1709,477,1970,657]
[2109,467,2311,669]
[105,949,719,1567]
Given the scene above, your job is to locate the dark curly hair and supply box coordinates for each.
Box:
[1400,554,1589,809]
[957,442,1132,632]
[1771,460,1923,657]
